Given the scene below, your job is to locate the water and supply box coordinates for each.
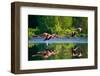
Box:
[28,37,88,60]
[29,37,88,44]
[28,43,88,60]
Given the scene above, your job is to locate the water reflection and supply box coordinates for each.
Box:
[28,43,88,61]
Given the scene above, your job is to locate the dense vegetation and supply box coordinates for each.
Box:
[28,15,88,38]
[28,15,88,60]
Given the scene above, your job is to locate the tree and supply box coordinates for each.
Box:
[61,16,72,29]
[81,17,88,34]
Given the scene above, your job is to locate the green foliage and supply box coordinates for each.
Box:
[81,17,88,33]
[28,28,39,38]
[28,15,88,60]
[36,16,55,34]
[60,16,72,29]
[28,15,88,37]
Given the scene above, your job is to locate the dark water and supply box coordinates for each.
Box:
[28,37,88,61]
